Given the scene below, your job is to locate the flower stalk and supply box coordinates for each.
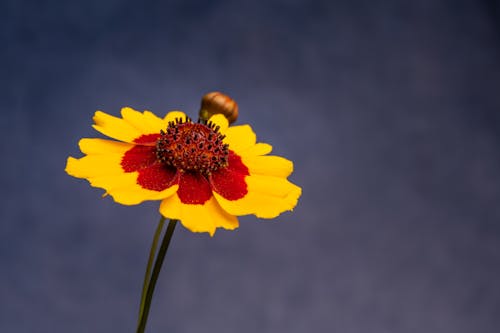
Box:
[137,216,165,320]
[136,219,178,333]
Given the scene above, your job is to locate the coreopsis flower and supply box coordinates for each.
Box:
[66,108,301,235]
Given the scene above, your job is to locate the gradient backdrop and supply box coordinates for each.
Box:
[2,0,500,332]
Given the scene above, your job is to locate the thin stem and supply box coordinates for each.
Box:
[138,216,166,320]
[136,219,178,333]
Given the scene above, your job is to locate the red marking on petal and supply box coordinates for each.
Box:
[137,163,178,191]
[121,145,157,172]
[121,141,178,191]
[177,172,212,204]
[227,151,249,176]
[210,151,248,201]
[134,134,160,144]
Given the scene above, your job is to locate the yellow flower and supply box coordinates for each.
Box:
[65,108,301,235]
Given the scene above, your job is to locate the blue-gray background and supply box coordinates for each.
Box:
[2,0,500,332]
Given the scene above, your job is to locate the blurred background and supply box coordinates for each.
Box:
[2,0,500,332]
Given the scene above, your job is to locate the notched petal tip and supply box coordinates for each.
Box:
[241,143,273,156]
[92,110,105,123]
[91,110,143,143]
[243,155,294,178]
[65,156,79,177]
[120,106,139,114]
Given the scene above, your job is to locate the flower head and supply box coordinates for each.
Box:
[66,108,301,235]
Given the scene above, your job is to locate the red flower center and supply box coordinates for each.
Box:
[120,116,248,204]
[156,118,229,174]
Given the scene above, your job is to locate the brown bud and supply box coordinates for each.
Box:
[199,92,239,124]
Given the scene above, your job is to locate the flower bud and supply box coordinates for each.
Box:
[199,92,239,124]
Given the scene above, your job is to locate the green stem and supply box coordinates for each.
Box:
[138,216,166,320]
[136,219,178,333]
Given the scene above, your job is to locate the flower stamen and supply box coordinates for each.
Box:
[156,117,229,174]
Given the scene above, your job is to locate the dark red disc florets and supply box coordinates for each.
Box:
[156,117,229,174]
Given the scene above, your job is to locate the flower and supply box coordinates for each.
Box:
[65,108,301,235]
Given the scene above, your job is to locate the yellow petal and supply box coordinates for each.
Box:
[95,174,179,205]
[213,174,301,218]
[65,138,178,205]
[208,114,229,134]
[164,110,188,123]
[159,194,239,236]
[120,107,170,134]
[66,154,125,177]
[92,111,143,143]
[78,138,133,155]
[224,124,256,155]
[91,110,188,143]
[242,155,293,177]
[240,143,273,156]
[67,155,179,205]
